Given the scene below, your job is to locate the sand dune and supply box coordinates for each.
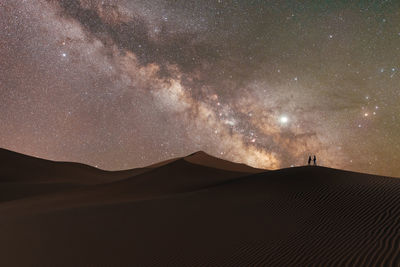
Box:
[184,151,265,173]
[0,148,150,184]
[1,149,400,266]
[0,148,150,202]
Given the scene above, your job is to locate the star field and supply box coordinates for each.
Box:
[1,0,400,176]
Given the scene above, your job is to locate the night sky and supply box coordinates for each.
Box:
[1,0,400,176]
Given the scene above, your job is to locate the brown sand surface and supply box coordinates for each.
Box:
[1,149,400,266]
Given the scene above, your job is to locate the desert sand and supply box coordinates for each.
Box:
[1,148,400,266]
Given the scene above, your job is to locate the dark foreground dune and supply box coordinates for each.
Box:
[1,148,400,266]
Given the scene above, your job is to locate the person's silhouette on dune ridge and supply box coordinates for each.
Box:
[313,155,317,166]
[308,156,312,166]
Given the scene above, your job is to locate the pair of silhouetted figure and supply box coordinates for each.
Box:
[308,155,317,166]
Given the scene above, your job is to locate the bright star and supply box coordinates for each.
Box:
[279,115,289,124]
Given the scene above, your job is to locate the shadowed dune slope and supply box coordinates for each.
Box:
[0,148,150,184]
[0,148,152,202]
[1,149,400,266]
[0,152,263,214]
[184,151,265,173]
[0,150,260,204]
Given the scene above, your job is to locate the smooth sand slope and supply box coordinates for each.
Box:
[1,148,400,266]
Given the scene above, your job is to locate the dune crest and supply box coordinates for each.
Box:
[184,151,265,173]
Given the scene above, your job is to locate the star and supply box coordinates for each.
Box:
[279,115,289,124]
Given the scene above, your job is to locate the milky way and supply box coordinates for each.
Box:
[1,0,400,176]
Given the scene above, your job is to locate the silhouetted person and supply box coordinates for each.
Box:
[313,155,317,166]
[308,156,312,166]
